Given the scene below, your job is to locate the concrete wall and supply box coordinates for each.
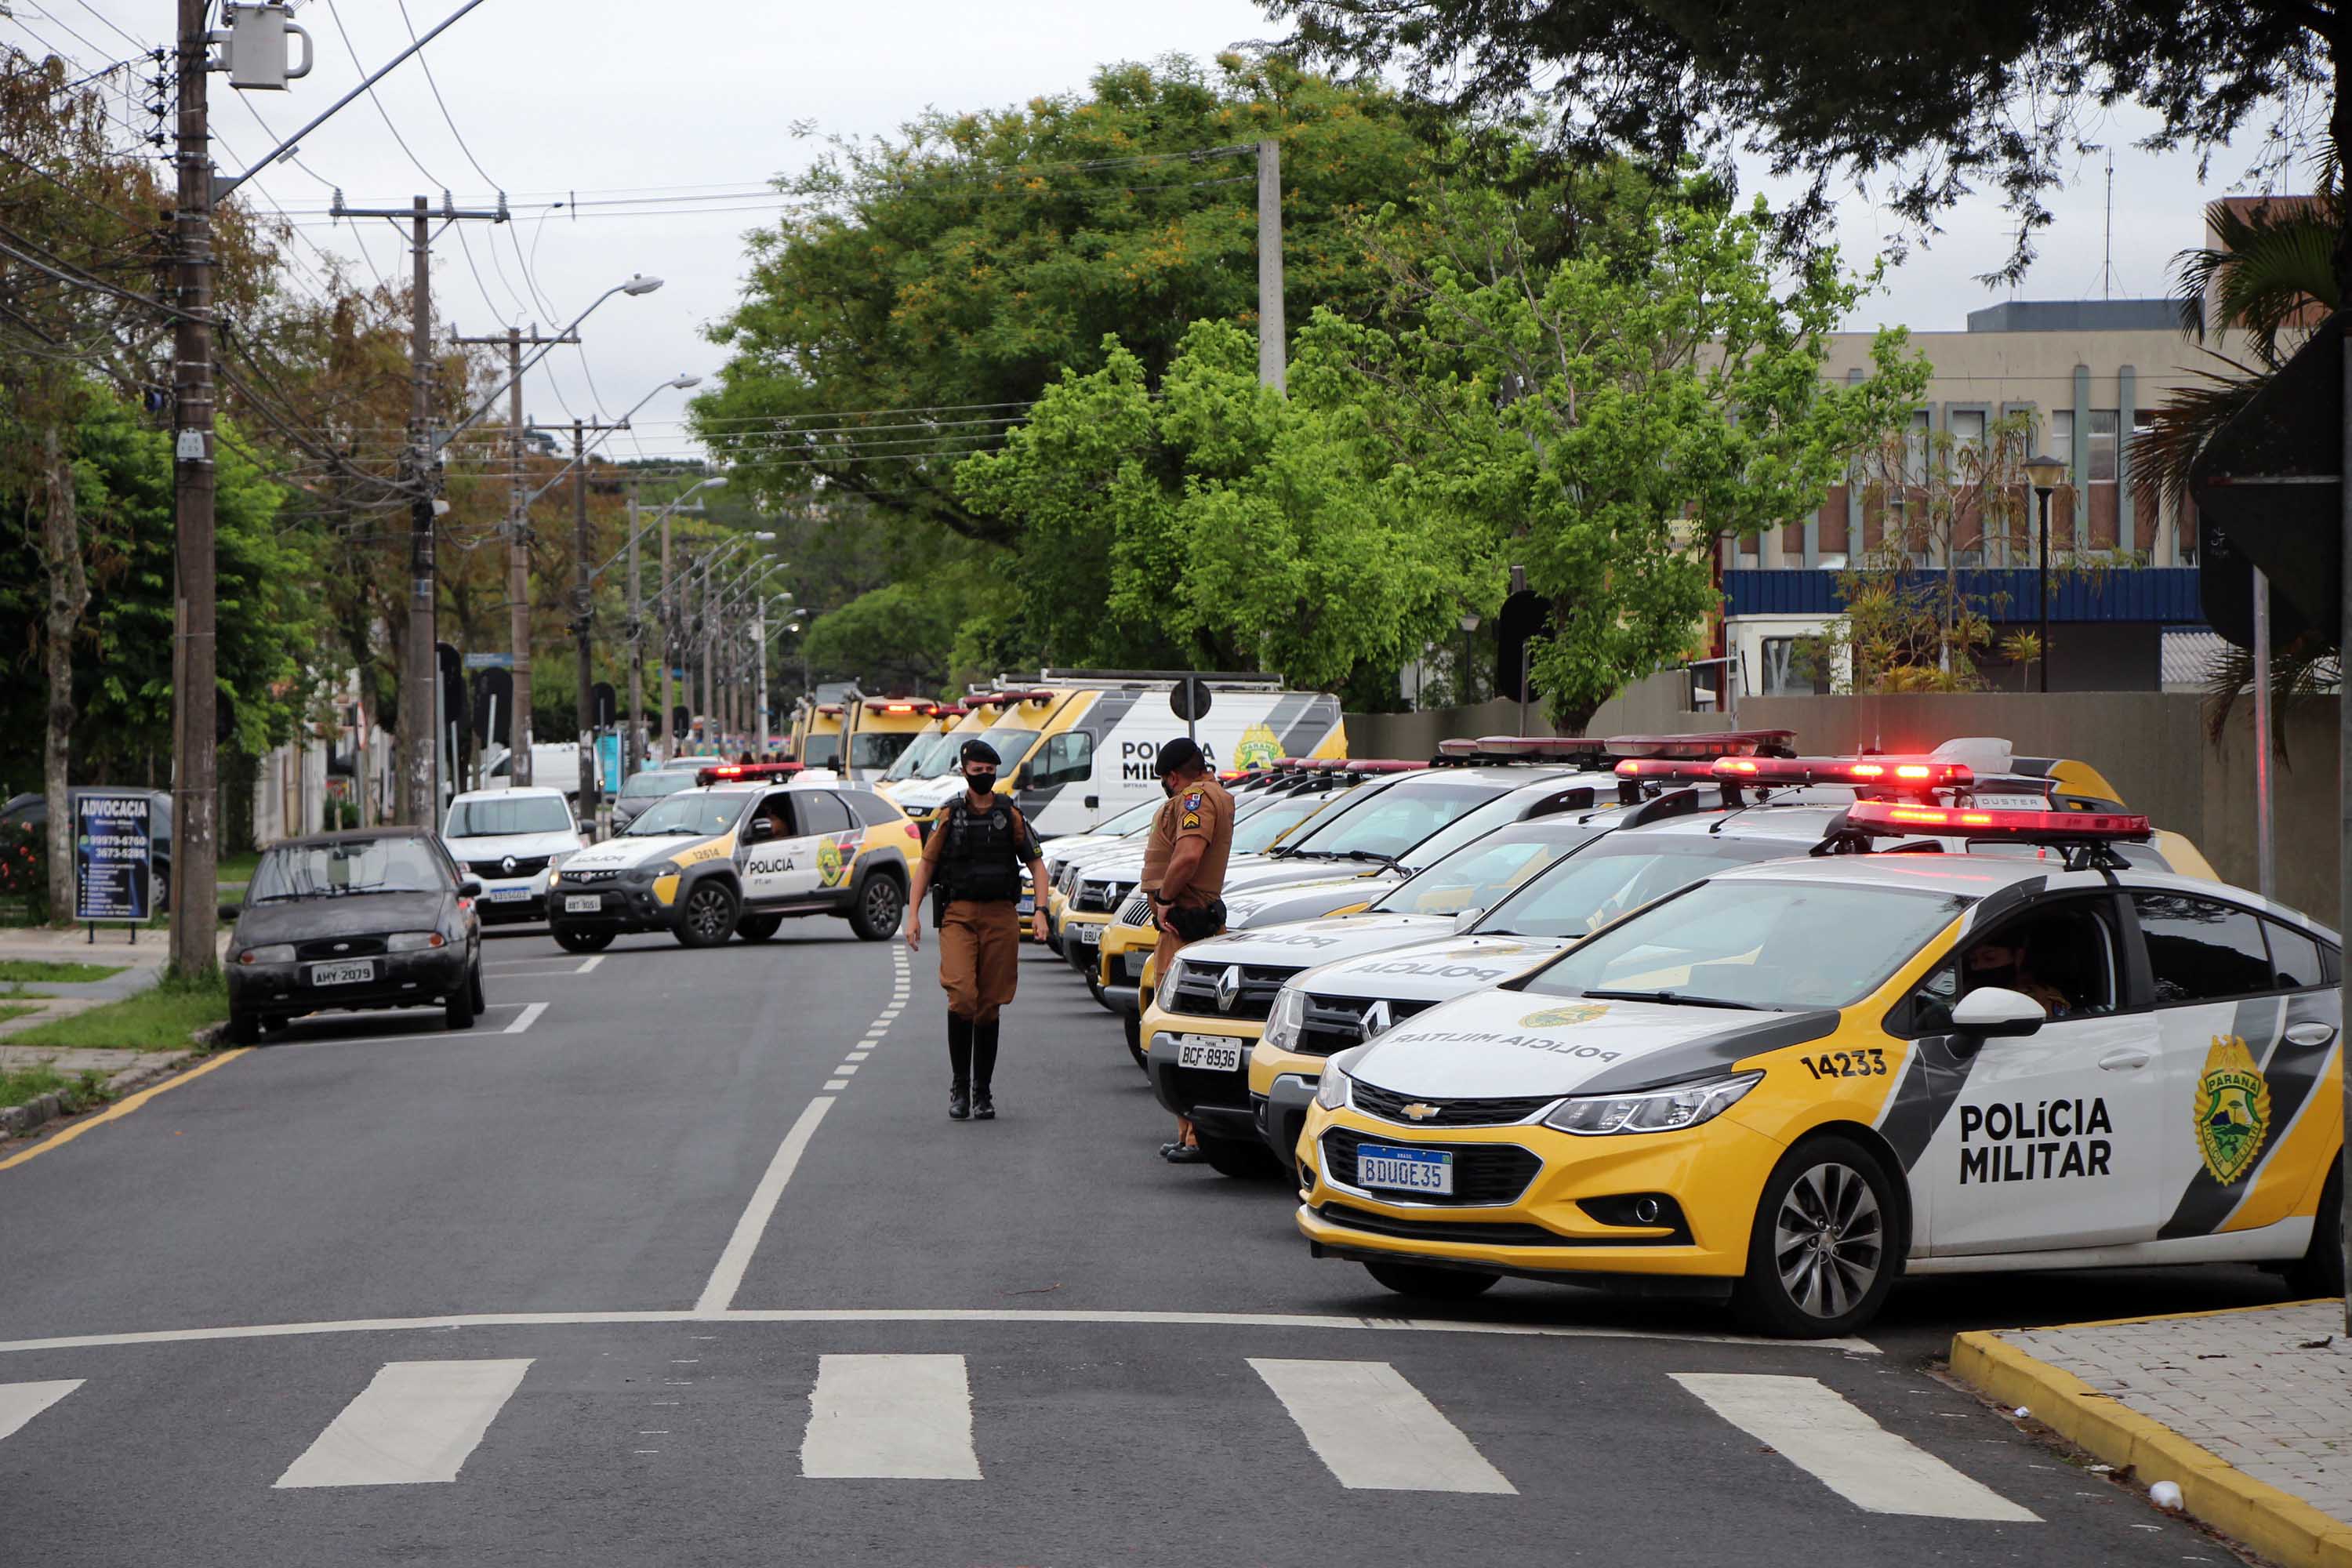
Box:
[1345,683,2342,926]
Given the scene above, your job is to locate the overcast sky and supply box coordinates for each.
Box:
[10,1,2293,469]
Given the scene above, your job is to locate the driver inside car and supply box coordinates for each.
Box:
[1962,936,2071,1018]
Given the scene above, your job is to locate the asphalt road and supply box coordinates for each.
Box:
[0,920,2297,1566]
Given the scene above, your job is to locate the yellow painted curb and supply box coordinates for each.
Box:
[1951,1327,2352,1568]
[0,1047,250,1172]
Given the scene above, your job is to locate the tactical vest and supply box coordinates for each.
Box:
[938,795,1023,903]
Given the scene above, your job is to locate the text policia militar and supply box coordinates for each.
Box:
[1958,1097,2115,1184]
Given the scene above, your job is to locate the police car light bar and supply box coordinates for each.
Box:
[1346,759,1428,774]
[695,761,805,786]
[1469,735,1613,760]
[1712,756,1973,791]
[1604,729,1798,760]
[1613,757,1722,782]
[1845,799,2152,841]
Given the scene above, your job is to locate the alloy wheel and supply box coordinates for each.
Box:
[1770,1160,1884,1320]
[686,887,732,942]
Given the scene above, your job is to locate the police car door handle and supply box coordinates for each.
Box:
[2096,1047,2153,1072]
[2286,1022,2339,1048]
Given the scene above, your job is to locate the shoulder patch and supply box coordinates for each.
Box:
[1183,791,1203,811]
[1181,811,1203,830]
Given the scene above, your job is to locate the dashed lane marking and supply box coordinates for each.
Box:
[0,1380,82,1442]
[278,1003,546,1051]
[275,1359,533,1488]
[801,1353,980,1480]
[693,1096,837,1316]
[1670,1373,2038,1521]
[1250,1358,1514,1494]
[505,1002,549,1035]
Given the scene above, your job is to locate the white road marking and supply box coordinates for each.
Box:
[845,1051,870,1062]
[833,1065,859,1076]
[575,955,604,975]
[274,1359,533,1488]
[1670,1374,2038,1521]
[693,1096,837,1315]
[0,1379,82,1443]
[1249,1359,1513,1494]
[823,1079,848,1091]
[801,1353,980,1480]
[282,1003,543,1051]
[504,1002,549,1035]
[0,1309,1876,1355]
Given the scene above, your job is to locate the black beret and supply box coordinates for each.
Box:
[960,739,1001,767]
[1153,737,1204,776]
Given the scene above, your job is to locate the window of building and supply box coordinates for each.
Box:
[1758,637,1831,696]
[1947,407,1986,456]
[2051,408,2070,470]
[2087,410,2119,481]
[1901,408,1932,486]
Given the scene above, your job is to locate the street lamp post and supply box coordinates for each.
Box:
[2024,453,2067,694]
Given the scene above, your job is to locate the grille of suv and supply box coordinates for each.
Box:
[1116,890,1152,926]
[561,867,619,885]
[1349,1080,1560,1127]
[1295,993,1436,1058]
[1166,961,1301,1022]
[468,855,550,877]
[1319,1126,1541,1207]
[1076,878,1134,913]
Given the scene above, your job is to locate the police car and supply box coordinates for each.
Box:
[546,765,918,952]
[1294,800,2342,1335]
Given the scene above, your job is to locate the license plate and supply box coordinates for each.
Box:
[489,885,532,903]
[1076,923,1102,945]
[309,960,375,986]
[1176,1035,1243,1073]
[564,895,602,914]
[1124,953,1148,980]
[1356,1143,1454,1196]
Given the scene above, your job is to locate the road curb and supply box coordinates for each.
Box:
[0,1023,227,1142]
[1951,1320,2352,1568]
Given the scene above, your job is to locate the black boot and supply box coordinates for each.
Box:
[972,1019,1000,1120]
[947,1014,973,1121]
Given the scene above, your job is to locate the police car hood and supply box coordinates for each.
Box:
[1225,873,1403,930]
[1168,911,1452,970]
[1346,988,1839,1099]
[1299,931,1570,1004]
[561,829,722,873]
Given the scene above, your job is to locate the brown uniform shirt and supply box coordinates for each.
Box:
[1142,775,1235,906]
[918,795,1043,888]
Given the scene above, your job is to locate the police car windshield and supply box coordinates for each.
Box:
[1231,792,1328,853]
[1371,820,1609,916]
[886,733,953,782]
[1281,779,1506,862]
[802,735,840,768]
[1475,837,1806,940]
[1396,779,1595,870]
[851,731,917,771]
[971,728,1039,769]
[1099,797,1167,837]
[622,792,748,837]
[1522,877,1972,1011]
[445,796,572,837]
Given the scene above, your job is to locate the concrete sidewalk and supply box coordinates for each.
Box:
[1955,1299,2352,1566]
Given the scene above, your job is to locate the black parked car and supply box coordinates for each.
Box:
[1,789,174,912]
[222,826,484,1042]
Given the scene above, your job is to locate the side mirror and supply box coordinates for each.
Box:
[457,880,484,900]
[1014,763,1034,791]
[217,902,242,922]
[1450,906,1484,935]
[1951,985,2046,1039]
[746,817,777,842]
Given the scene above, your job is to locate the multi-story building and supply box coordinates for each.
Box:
[1721,299,2216,697]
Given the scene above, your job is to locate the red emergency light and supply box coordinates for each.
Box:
[695,761,805,786]
[869,700,933,716]
[1846,799,2151,841]
[1469,736,1612,761]
[1711,756,1973,791]
[1612,757,1722,782]
[1604,729,1798,760]
[1346,759,1428,774]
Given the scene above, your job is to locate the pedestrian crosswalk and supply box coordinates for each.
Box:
[0,1357,2041,1521]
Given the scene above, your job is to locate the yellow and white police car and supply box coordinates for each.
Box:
[547,765,919,952]
[1296,800,2343,1336]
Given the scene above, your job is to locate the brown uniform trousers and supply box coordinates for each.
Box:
[939,898,1022,1023]
[1150,922,1225,1000]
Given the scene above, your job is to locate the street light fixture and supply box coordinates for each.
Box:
[2024,452,2067,694]
[436,278,668,456]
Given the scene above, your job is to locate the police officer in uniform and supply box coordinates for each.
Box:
[905,740,1048,1120]
[1141,737,1236,1164]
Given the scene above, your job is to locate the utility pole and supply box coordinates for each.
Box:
[1257,137,1285,394]
[700,559,715,748]
[169,0,219,978]
[452,324,579,786]
[334,194,506,825]
[569,416,626,819]
[658,506,673,761]
[626,489,644,778]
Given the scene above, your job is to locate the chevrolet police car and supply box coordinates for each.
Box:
[1294,799,2342,1335]
[1247,749,2220,1169]
[546,765,918,952]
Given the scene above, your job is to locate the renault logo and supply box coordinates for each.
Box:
[1215,965,1243,1013]
[1402,1102,1440,1121]
[500,855,517,874]
[1360,1000,1392,1039]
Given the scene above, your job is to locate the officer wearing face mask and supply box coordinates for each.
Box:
[905,739,1048,1120]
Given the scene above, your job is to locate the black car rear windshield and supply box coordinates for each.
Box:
[250,838,453,901]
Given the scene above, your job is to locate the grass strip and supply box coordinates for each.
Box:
[0,960,130,984]
[3,970,227,1052]
[0,1062,110,1113]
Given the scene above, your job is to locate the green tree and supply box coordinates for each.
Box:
[691,54,1433,546]
[1269,0,2351,289]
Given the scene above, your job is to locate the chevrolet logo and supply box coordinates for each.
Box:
[1215,964,1243,1014]
[1401,1102,1440,1121]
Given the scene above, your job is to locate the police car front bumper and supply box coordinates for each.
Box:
[546,880,674,934]
[1145,1022,1260,1142]
[1254,1073,1319,1167]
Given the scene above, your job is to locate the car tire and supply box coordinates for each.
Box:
[551,926,614,954]
[676,880,738,948]
[154,864,171,916]
[226,1006,260,1045]
[1200,1134,1285,1180]
[2285,1165,2345,1299]
[468,962,486,1014]
[1733,1134,1900,1338]
[1363,1261,1501,1301]
[445,978,477,1031]
[735,913,784,943]
[1086,969,1112,1011]
[1124,1013,1146,1073]
[850,873,903,942]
